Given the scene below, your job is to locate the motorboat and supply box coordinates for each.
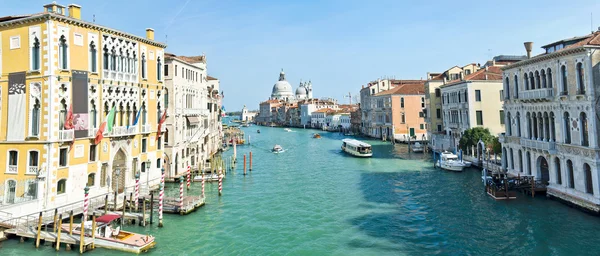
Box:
[193,173,221,182]
[284,128,292,132]
[435,151,466,172]
[411,142,424,153]
[341,139,373,157]
[257,130,261,133]
[462,160,472,167]
[62,214,155,253]
[313,133,321,139]
[272,145,284,153]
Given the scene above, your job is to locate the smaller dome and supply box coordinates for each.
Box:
[296,87,307,96]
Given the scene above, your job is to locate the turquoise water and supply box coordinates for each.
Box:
[3,126,600,255]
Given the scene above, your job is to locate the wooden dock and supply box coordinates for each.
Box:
[5,228,93,246]
[159,196,205,215]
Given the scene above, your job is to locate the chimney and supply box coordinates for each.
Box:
[443,77,447,84]
[492,59,496,66]
[68,4,81,19]
[146,28,155,40]
[524,42,533,58]
[459,72,464,81]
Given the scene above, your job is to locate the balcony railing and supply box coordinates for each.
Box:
[7,165,17,173]
[519,88,553,101]
[88,127,99,137]
[142,124,152,134]
[520,138,556,151]
[448,123,459,129]
[27,166,38,175]
[107,126,137,137]
[58,129,74,142]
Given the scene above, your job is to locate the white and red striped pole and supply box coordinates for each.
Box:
[218,174,223,196]
[179,176,184,213]
[201,173,205,198]
[186,166,191,190]
[158,168,165,227]
[83,186,89,222]
[134,172,140,211]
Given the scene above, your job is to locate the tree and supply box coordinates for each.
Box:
[458,127,495,153]
[491,136,501,156]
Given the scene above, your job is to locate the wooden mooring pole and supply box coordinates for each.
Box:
[122,195,127,225]
[55,214,62,251]
[243,154,247,175]
[150,192,154,225]
[141,197,146,226]
[104,194,108,215]
[53,209,58,232]
[91,215,97,249]
[35,212,42,248]
[69,210,74,235]
[250,151,253,171]
[79,216,85,254]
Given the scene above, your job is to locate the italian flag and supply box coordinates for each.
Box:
[95,106,116,145]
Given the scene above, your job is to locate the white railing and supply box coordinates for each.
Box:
[58,129,74,141]
[520,138,556,151]
[127,126,137,134]
[109,126,127,136]
[88,127,99,137]
[142,124,151,133]
[519,88,553,101]
[7,165,17,173]
[27,166,38,175]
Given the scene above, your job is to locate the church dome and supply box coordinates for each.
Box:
[295,86,307,96]
[271,70,294,99]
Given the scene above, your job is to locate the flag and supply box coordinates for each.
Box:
[94,122,107,145]
[64,104,74,130]
[106,106,116,132]
[128,108,142,129]
[156,109,167,140]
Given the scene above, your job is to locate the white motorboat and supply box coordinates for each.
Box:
[411,142,424,153]
[435,151,466,172]
[284,128,292,132]
[341,139,373,157]
[193,173,220,182]
[272,144,284,153]
[462,161,472,167]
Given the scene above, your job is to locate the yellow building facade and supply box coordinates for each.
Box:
[0,2,167,216]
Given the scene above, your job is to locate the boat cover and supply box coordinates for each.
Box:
[96,214,121,223]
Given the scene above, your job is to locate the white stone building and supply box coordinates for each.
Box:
[206,75,223,165]
[163,53,210,178]
[501,33,600,212]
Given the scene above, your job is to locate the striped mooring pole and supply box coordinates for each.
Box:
[179,176,184,213]
[218,174,223,196]
[186,166,191,190]
[158,168,165,227]
[134,172,140,211]
[201,173,205,198]
[83,186,89,222]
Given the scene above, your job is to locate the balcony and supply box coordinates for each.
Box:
[520,138,556,152]
[142,124,152,134]
[7,165,17,173]
[58,129,74,142]
[519,88,554,101]
[88,127,99,137]
[448,123,459,129]
[27,166,38,175]
[107,126,137,137]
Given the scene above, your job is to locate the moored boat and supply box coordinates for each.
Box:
[272,144,284,153]
[257,129,261,133]
[411,142,424,153]
[313,133,321,139]
[341,139,373,157]
[435,151,466,172]
[284,128,292,132]
[193,173,221,182]
[62,214,155,254]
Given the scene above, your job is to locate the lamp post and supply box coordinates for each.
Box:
[145,160,151,190]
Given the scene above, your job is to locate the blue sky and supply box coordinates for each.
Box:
[3,0,600,111]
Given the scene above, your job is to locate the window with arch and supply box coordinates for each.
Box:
[563,112,571,144]
[401,113,406,123]
[506,112,512,135]
[103,46,109,70]
[142,103,147,124]
[89,41,97,73]
[504,77,510,99]
[526,151,532,175]
[90,100,97,128]
[518,150,523,173]
[31,37,40,71]
[31,99,40,136]
[541,69,547,88]
[584,164,593,194]
[535,71,540,89]
[524,73,529,90]
[110,47,117,71]
[118,103,124,126]
[141,53,147,79]
[59,99,67,129]
[547,68,553,88]
[58,35,68,69]
[57,179,66,194]
[400,97,404,108]
[157,57,162,81]
[516,112,521,137]
[87,173,96,187]
[514,75,519,98]
[27,150,39,175]
[5,180,16,204]
[580,112,589,146]
[555,157,562,185]
[567,160,574,189]
[7,150,18,173]
[510,148,514,169]
[529,72,534,90]
[165,89,169,109]
[576,62,585,94]
[561,65,567,95]
[435,88,441,97]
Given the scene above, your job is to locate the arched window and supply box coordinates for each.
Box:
[529,72,535,90]
[514,75,519,98]
[142,103,147,124]
[157,57,162,81]
[111,47,116,71]
[507,112,512,135]
[126,104,131,128]
[89,41,97,73]
[401,113,405,123]
[165,89,169,109]
[524,73,529,90]
[32,99,40,136]
[584,164,593,194]
[118,103,124,126]
[157,103,162,125]
[5,180,16,203]
[567,160,574,189]
[57,179,67,194]
[400,97,404,108]
[547,68,553,88]
[526,151,532,175]
[141,53,147,79]
[516,112,521,137]
[518,150,523,172]
[541,69,547,88]
[87,173,96,187]
[561,65,568,95]
[526,112,531,138]
[90,100,97,128]
[103,45,109,70]
[555,157,562,185]
[510,148,514,169]
[59,35,68,69]
[59,99,67,129]
[505,77,510,99]
[576,62,585,94]
[535,71,540,89]
[31,37,40,71]
[563,112,571,144]
[580,112,589,146]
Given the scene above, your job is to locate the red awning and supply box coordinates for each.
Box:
[96,214,121,223]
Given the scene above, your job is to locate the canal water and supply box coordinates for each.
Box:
[3,126,600,255]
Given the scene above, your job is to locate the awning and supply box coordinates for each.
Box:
[96,214,121,223]
[187,116,200,125]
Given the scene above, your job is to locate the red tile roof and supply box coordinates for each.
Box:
[442,66,503,87]
[207,76,218,80]
[313,108,336,113]
[373,82,425,96]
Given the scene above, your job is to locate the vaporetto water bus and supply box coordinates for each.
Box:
[341,139,373,157]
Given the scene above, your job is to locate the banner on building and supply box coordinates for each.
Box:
[7,72,26,141]
[72,70,89,138]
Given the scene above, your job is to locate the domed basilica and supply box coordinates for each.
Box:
[271,69,312,102]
